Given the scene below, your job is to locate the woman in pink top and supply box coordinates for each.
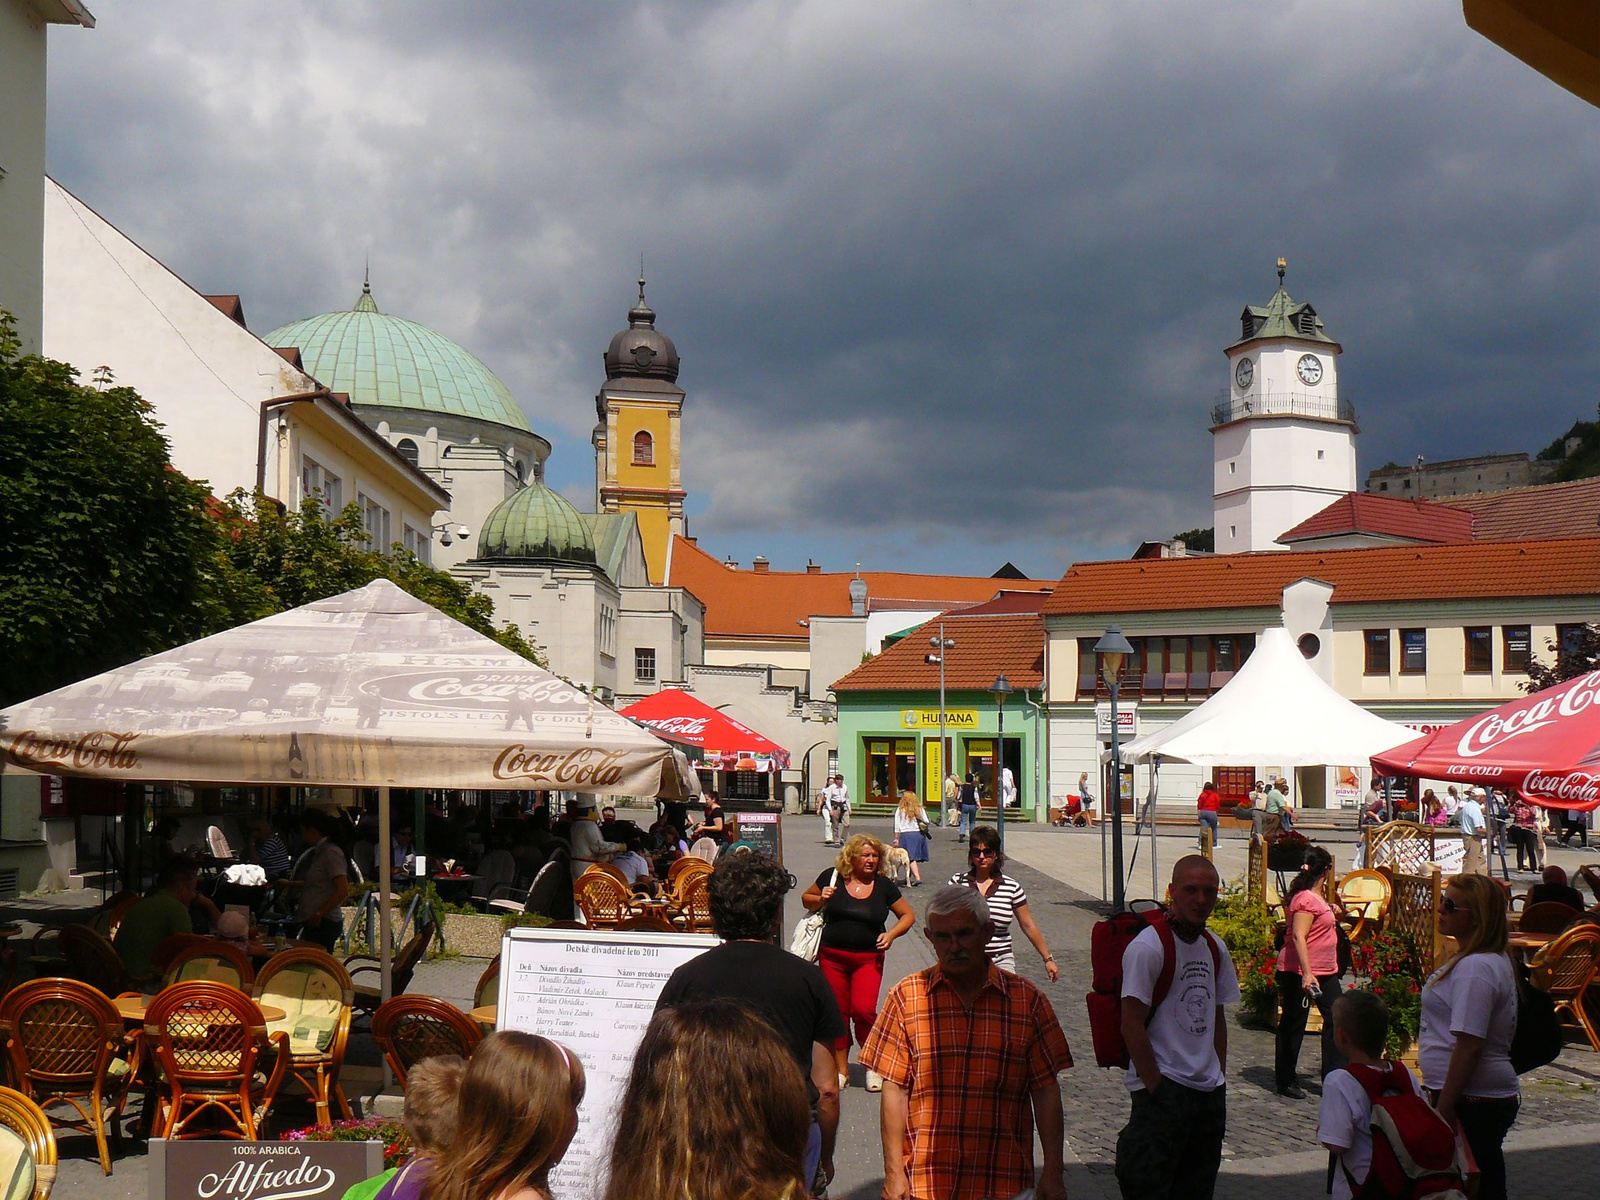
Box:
[1274,845,1343,1099]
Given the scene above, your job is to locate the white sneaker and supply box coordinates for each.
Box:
[838,1072,850,1090]
[865,1070,883,1092]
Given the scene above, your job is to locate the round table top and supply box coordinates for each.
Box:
[115,995,287,1023]
[470,1004,497,1025]
[245,939,320,958]
[1509,930,1557,949]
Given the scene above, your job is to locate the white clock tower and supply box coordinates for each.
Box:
[1211,260,1357,553]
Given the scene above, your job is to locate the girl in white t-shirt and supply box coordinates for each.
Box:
[1418,874,1518,1200]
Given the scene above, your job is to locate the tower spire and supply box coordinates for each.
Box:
[638,252,646,305]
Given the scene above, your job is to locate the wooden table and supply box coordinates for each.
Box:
[470,1004,497,1027]
[115,995,286,1023]
[1508,931,1557,960]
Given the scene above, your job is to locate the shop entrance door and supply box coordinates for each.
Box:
[1295,766,1326,810]
[923,737,953,818]
[963,737,1024,809]
[865,738,918,806]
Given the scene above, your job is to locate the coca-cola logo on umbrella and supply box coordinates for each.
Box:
[1456,670,1600,759]
[638,716,710,737]
[1522,769,1600,808]
[359,672,586,712]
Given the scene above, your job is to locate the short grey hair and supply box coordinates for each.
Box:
[926,884,989,925]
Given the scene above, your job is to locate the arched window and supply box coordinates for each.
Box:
[396,438,419,466]
[632,430,654,465]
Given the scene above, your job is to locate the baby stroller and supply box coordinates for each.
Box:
[1053,795,1092,827]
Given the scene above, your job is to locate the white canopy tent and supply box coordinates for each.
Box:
[0,579,698,1002]
[1117,627,1419,767]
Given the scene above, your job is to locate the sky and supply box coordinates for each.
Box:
[45,1,1600,580]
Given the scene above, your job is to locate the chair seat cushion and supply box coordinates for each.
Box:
[0,1124,35,1200]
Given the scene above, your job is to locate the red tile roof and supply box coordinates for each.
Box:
[668,536,1050,640]
[1042,537,1600,616]
[1277,493,1475,545]
[952,589,1053,615]
[833,612,1045,692]
[204,295,246,326]
[1448,476,1600,542]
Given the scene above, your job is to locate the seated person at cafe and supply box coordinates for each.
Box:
[1527,865,1585,912]
[114,858,220,982]
[613,833,660,897]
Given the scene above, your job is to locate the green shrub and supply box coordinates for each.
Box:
[1209,877,1279,1024]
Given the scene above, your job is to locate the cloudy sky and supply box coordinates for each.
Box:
[46,1,1600,579]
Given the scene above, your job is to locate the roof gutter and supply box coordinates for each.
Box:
[257,390,329,495]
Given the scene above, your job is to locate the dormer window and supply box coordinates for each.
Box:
[1295,307,1317,337]
[632,430,654,465]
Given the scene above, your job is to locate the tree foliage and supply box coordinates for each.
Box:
[1170,526,1215,553]
[1526,623,1600,693]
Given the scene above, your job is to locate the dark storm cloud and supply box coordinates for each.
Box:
[45,1,1600,577]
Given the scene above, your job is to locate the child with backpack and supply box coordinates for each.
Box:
[1319,990,1466,1200]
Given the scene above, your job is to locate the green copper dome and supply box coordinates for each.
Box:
[265,281,532,433]
[476,482,597,564]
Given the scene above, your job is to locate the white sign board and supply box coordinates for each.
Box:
[1095,705,1138,737]
[496,926,719,1200]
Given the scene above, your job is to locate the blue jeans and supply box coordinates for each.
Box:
[802,1121,822,1191]
[1197,810,1220,845]
[959,804,977,837]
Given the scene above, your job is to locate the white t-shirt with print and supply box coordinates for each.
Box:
[1318,1062,1417,1200]
[1418,952,1518,1098]
[1121,924,1241,1092]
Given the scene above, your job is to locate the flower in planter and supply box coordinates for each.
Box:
[285,1117,413,1169]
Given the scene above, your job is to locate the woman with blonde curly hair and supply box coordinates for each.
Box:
[801,833,914,1092]
[892,790,929,886]
[423,1031,585,1200]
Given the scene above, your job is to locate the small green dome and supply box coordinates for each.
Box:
[265,281,532,433]
[477,482,596,564]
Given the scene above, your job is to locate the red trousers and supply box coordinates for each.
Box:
[819,946,886,1049]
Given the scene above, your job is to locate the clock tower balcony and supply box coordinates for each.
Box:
[1209,389,1358,432]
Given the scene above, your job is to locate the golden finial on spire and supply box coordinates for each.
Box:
[1277,256,1287,285]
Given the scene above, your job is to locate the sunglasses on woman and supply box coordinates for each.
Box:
[1440,897,1459,914]
[971,847,998,859]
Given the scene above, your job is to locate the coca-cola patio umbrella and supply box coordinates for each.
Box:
[619,689,790,772]
[1370,669,1600,812]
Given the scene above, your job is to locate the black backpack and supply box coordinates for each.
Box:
[1510,957,1563,1074]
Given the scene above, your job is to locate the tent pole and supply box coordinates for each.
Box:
[379,786,393,1004]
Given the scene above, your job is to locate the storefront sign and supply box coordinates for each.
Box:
[900,709,978,730]
[1094,706,1138,737]
[149,1138,383,1200]
[924,738,943,810]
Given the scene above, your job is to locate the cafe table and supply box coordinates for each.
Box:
[1508,930,1557,960]
[115,994,286,1023]
[470,1004,497,1027]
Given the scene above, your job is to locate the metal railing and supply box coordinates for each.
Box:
[1210,390,1358,429]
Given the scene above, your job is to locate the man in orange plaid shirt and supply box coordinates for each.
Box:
[861,885,1072,1200]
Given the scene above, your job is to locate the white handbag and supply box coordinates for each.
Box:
[789,869,836,962]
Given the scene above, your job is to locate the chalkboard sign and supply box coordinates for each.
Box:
[150,1138,383,1200]
[730,810,782,864]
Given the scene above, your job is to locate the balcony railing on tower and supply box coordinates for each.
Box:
[1210,390,1358,430]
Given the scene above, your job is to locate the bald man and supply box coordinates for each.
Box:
[1115,855,1240,1200]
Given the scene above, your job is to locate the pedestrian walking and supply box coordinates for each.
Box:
[957,773,979,841]
[1274,846,1344,1099]
[829,774,852,845]
[820,776,841,844]
[800,834,915,1092]
[1001,765,1018,809]
[860,885,1072,1200]
[1077,770,1098,828]
[947,826,1058,979]
[1457,789,1488,875]
[1114,855,1239,1200]
[943,769,961,829]
[1195,782,1221,848]
[892,791,929,886]
[1508,795,1540,872]
[656,854,844,1193]
[1558,806,1590,847]
[1420,874,1518,1200]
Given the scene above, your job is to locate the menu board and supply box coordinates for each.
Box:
[497,926,719,1200]
[731,810,782,864]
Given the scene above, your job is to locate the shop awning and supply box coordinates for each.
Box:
[620,689,791,772]
[1371,670,1600,812]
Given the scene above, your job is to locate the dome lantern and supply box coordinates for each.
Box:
[603,274,680,383]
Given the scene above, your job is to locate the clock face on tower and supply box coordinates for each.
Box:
[1234,357,1254,390]
[1296,354,1323,385]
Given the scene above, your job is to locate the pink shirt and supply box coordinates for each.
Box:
[1277,889,1339,976]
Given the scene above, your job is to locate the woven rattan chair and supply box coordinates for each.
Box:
[666,856,712,888]
[142,982,289,1140]
[1518,902,1582,935]
[669,871,714,933]
[57,928,127,998]
[163,940,255,991]
[575,871,637,929]
[1335,870,1392,942]
[251,949,354,1125]
[345,921,435,1018]
[474,956,500,1011]
[615,913,677,933]
[590,862,630,887]
[1530,924,1600,1052]
[88,895,139,942]
[0,1086,57,1200]
[0,981,138,1176]
[370,996,483,1086]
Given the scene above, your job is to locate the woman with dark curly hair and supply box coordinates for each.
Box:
[1274,845,1343,1099]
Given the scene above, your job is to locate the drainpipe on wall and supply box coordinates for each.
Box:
[1024,689,1047,825]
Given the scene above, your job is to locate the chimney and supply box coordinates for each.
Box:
[806,560,821,574]
[849,574,868,617]
[724,557,738,570]
[683,535,697,547]
[752,556,770,573]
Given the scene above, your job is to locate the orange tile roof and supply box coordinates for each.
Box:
[1041,536,1600,617]
[1448,476,1600,542]
[832,612,1045,692]
[1277,493,1474,545]
[668,536,1051,640]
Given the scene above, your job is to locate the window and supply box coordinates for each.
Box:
[1214,636,1238,673]
[1316,449,1324,460]
[396,438,419,466]
[1464,627,1492,674]
[632,431,654,465]
[634,647,656,682]
[1228,461,1236,475]
[402,524,431,564]
[1503,626,1531,674]
[1364,630,1391,675]
[1400,628,1427,674]
[358,493,392,551]
[599,606,616,656]
[1379,481,1388,492]
[301,456,342,515]
[1557,624,1588,668]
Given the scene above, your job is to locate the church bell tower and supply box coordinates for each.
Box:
[592,276,685,585]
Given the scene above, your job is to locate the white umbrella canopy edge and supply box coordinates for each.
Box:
[1115,627,1420,768]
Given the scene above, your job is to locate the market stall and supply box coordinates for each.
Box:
[619,688,789,805]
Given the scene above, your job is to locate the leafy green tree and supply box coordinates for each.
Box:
[0,313,227,705]
[1170,526,1215,553]
[1526,623,1600,693]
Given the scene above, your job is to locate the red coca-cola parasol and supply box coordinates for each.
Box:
[1370,669,1600,812]
[619,689,791,772]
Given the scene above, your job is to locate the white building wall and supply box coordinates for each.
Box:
[0,1,47,356]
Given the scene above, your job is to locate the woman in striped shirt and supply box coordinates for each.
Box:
[948,826,1059,980]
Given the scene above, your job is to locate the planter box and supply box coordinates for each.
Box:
[443,912,506,959]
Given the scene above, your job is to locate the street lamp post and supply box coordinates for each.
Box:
[1095,625,1134,912]
[990,674,1013,849]
[927,627,955,826]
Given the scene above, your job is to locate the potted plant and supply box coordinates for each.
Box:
[1350,927,1429,1062]
[284,1116,412,1168]
[1208,880,1280,1028]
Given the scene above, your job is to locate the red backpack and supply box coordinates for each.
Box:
[1085,904,1222,1069]
[1341,1062,1468,1200]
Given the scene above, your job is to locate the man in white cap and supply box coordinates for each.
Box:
[1457,788,1488,876]
[567,796,623,882]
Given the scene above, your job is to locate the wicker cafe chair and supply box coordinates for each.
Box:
[162,940,256,991]
[56,928,127,998]
[615,913,677,933]
[474,956,500,1012]
[666,855,712,888]
[1529,924,1600,1053]
[668,871,714,934]
[251,949,355,1125]
[149,934,208,980]
[142,982,289,1140]
[88,895,139,942]
[0,1087,57,1200]
[574,871,638,929]
[1517,902,1582,935]
[371,996,483,1087]
[591,862,630,887]
[345,921,436,1019]
[0,981,138,1176]
[1335,870,1392,942]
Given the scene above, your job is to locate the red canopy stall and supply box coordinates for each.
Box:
[620,689,791,774]
[1371,670,1600,812]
